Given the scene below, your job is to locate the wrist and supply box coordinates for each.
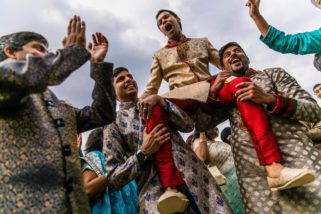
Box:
[266,94,277,106]
[136,149,148,165]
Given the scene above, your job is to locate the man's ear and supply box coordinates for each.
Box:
[3,46,18,59]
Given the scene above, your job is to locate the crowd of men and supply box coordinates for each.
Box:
[1,0,321,213]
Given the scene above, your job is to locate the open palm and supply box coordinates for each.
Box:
[87,32,108,63]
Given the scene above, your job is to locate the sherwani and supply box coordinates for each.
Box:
[0,45,116,213]
[141,37,220,98]
[103,101,232,214]
[195,68,321,213]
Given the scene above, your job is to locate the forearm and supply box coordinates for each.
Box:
[84,175,108,199]
[251,14,269,38]
[106,155,142,190]
[76,62,116,132]
[193,141,209,163]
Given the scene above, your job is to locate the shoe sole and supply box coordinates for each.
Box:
[270,172,315,191]
[157,195,189,214]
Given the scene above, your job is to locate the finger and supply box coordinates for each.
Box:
[62,37,67,46]
[143,104,149,119]
[147,105,152,119]
[80,21,86,35]
[156,132,171,143]
[71,15,77,33]
[67,19,72,35]
[151,124,166,133]
[236,91,252,102]
[235,87,251,97]
[139,102,144,117]
[76,17,82,33]
[87,42,92,50]
[236,82,251,88]
[92,33,98,46]
[154,126,168,137]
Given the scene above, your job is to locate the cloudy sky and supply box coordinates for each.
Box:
[2,0,321,140]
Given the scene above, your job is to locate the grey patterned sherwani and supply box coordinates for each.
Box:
[0,45,116,213]
[103,101,232,214]
[196,68,321,214]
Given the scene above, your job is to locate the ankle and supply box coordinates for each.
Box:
[265,162,284,178]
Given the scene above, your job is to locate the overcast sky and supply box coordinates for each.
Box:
[2,0,321,140]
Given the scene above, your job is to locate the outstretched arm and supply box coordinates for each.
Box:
[0,16,90,109]
[246,0,269,38]
[76,32,116,132]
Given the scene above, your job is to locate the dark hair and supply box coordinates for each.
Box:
[84,128,104,153]
[156,9,182,30]
[0,31,48,62]
[113,66,129,78]
[313,83,321,91]
[218,42,246,67]
[220,127,231,144]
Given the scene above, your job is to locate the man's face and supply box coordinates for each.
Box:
[12,40,48,61]
[157,11,182,40]
[221,45,250,77]
[113,70,138,102]
[314,85,321,99]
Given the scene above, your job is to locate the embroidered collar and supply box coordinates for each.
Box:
[165,35,191,48]
[119,101,137,110]
[244,68,257,77]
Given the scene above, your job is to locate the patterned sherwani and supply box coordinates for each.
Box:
[196,68,321,214]
[141,37,220,99]
[0,45,116,213]
[103,101,232,214]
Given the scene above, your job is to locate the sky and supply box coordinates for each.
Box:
[1,0,321,141]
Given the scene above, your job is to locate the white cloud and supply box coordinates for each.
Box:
[1,0,321,141]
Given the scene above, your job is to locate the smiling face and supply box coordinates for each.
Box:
[221,45,250,77]
[314,84,321,99]
[157,11,182,41]
[113,70,138,102]
[14,40,48,60]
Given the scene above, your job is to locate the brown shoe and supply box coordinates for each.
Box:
[157,189,189,214]
[267,168,315,191]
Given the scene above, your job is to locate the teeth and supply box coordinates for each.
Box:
[125,83,134,89]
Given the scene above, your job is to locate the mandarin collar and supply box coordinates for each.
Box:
[165,34,190,48]
[119,101,137,110]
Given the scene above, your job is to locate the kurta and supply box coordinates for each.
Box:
[103,100,232,214]
[141,38,220,98]
[195,67,321,213]
[0,45,116,213]
[260,25,321,71]
[260,25,321,55]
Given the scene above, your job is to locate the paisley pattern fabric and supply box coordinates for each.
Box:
[0,45,116,213]
[195,68,321,214]
[141,38,220,97]
[103,101,232,214]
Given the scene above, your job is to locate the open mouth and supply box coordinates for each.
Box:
[125,82,135,89]
[165,23,173,32]
[230,58,241,65]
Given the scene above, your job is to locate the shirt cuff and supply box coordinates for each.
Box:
[268,95,297,117]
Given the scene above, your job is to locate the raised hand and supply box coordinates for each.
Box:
[87,32,108,63]
[63,15,86,48]
[246,0,261,18]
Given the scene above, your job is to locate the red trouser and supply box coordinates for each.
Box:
[145,105,185,188]
[146,76,282,188]
[208,77,282,165]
